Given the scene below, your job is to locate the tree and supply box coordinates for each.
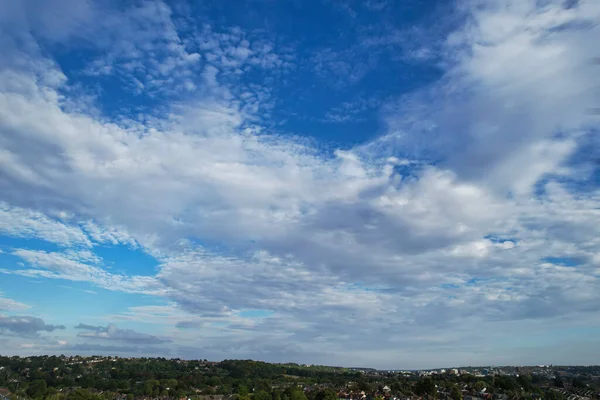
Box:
[554,377,564,388]
[116,380,130,390]
[255,380,271,393]
[291,390,308,400]
[473,381,487,392]
[283,387,307,400]
[218,385,232,395]
[572,377,586,389]
[145,379,159,396]
[545,390,563,400]
[450,385,462,400]
[237,385,250,396]
[391,382,403,394]
[26,379,47,399]
[165,378,179,389]
[517,375,532,390]
[208,376,222,386]
[415,378,436,398]
[204,387,216,395]
[495,376,517,392]
[315,389,337,400]
[70,389,101,400]
[356,381,372,392]
[105,380,118,391]
[255,390,272,400]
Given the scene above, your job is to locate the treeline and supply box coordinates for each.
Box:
[219,360,361,382]
[0,356,354,400]
[0,356,597,400]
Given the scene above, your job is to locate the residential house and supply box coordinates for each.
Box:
[0,388,12,400]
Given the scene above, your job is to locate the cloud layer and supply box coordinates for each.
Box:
[0,0,599,368]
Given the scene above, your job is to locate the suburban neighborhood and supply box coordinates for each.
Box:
[0,356,598,400]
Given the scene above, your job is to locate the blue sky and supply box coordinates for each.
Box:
[1,0,600,369]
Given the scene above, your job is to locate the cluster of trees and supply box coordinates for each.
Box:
[1,356,597,400]
[0,356,356,400]
[218,361,360,386]
[387,373,588,400]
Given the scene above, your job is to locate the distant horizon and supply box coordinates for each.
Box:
[2,353,598,372]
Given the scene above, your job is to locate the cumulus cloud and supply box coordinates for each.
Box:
[380,0,600,195]
[75,323,171,345]
[0,316,65,336]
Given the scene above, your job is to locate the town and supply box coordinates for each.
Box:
[0,356,598,400]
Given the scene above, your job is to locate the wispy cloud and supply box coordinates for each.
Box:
[75,323,171,345]
[323,96,383,123]
[4,249,164,295]
[0,293,30,312]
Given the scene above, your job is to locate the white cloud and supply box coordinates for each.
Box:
[0,293,30,312]
[75,323,170,344]
[5,249,164,295]
[0,315,65,336]
[0,203,92,247]
[0,202,139,249]
[382,0,600,196]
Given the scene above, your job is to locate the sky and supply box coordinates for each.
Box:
[0,0,600,370]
